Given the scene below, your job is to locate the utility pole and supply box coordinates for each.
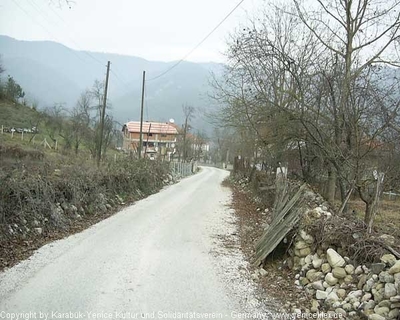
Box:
[97,60,111,167]
[138,70,146,159]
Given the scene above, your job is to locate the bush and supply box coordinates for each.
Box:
[0,154,171,239]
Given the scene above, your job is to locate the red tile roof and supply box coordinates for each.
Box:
[124,121,179,135]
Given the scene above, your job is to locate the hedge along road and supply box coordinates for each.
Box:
[0,167,268,319]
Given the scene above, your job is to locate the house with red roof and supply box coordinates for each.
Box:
[122,121,179,160]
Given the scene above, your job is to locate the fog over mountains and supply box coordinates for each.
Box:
[0,35,223,131]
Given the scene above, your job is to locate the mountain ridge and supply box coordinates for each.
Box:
[0,35,223,132]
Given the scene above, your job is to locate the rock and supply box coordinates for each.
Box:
[336,288,346,299]
[306,270,323,282]
[327,248,346,268]
[373,306,389,317]
[379,271,394,283]
[370,263,386,274]
[295,240,309,250]
[34,227,42,235]
[364,278,376,292]
[312,257,323,269]
[355,265,363,275]
[342,303,352,312]
[389,309,399,319]
[345,264,355,275]
[304,254,313,265]
[362,293,372,302]
[363,300,376,310]
[332,267,347,279]
[325,273,339,286]
[299,230,315,244]
[300,277,310,286]
[348,290,363,301]
[321,263,331,274]
[299,247,312,257]
[378,300,391,308]
[376,283,384,290]
[311,280,325,291]
[381,254,397,267]
[310,300,319,313]
[259,268,268,277]
[105,204,112,210]
[326,292,340,304]
[372,288,384,303]
[389,261,400,274]
[390,295,400,302]
[384,283,397,298]
[353,301,360,309]
[391,302,400,308]
[344,275,354,284]
[335,308,346,316]
[378,234,396,246]
[368,314,386,320]
[316,290,328,300]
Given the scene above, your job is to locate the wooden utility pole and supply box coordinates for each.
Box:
[97,61,111,167]
[138,71,146,159]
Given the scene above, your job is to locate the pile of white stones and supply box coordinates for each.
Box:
[292,231,400,319]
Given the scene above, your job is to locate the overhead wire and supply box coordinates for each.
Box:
[18,0,131,94]
[146,0,246,81]
[26,0,106,67]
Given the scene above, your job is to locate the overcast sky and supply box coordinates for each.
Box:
[0,0,263,63]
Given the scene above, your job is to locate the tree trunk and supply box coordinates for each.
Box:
[326,166,337,204]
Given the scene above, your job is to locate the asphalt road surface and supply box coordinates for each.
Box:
[0,167,269,320]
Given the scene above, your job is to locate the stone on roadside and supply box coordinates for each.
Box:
[388,260,400,274]
[321,263,331,274]
[370,263,386,275]
[316,290,328,300]
[379,271,394,283]
[381,254,397,267]
[388,308,399,319]
[373,306,389,317]
[368,314,386,320]
[332,267,347,279]
[345,264,355,275]
[327,248,345,268]
[384,283,397,298]
[325,273,339,286]
[311,280,325,291]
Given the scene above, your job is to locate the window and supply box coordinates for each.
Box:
[149,133,153,137]
[161,133,167,137]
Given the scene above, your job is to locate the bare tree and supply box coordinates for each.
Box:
[181,104,195,162]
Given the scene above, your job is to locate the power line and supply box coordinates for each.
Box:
[27,0,106,67]
[147,0,245,81]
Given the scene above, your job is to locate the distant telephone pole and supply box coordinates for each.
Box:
[97,60,111,167]
[138,70,146,159]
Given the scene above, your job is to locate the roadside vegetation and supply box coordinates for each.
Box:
[0,59,173,270]
[210,0,400,233]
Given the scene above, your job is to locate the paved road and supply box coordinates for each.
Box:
[0,167,266,319]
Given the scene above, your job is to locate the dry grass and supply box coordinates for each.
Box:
[346,199,400,239]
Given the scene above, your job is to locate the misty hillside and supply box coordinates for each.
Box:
[0,35,223,131]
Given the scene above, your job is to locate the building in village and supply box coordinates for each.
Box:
[122,121,179,160]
